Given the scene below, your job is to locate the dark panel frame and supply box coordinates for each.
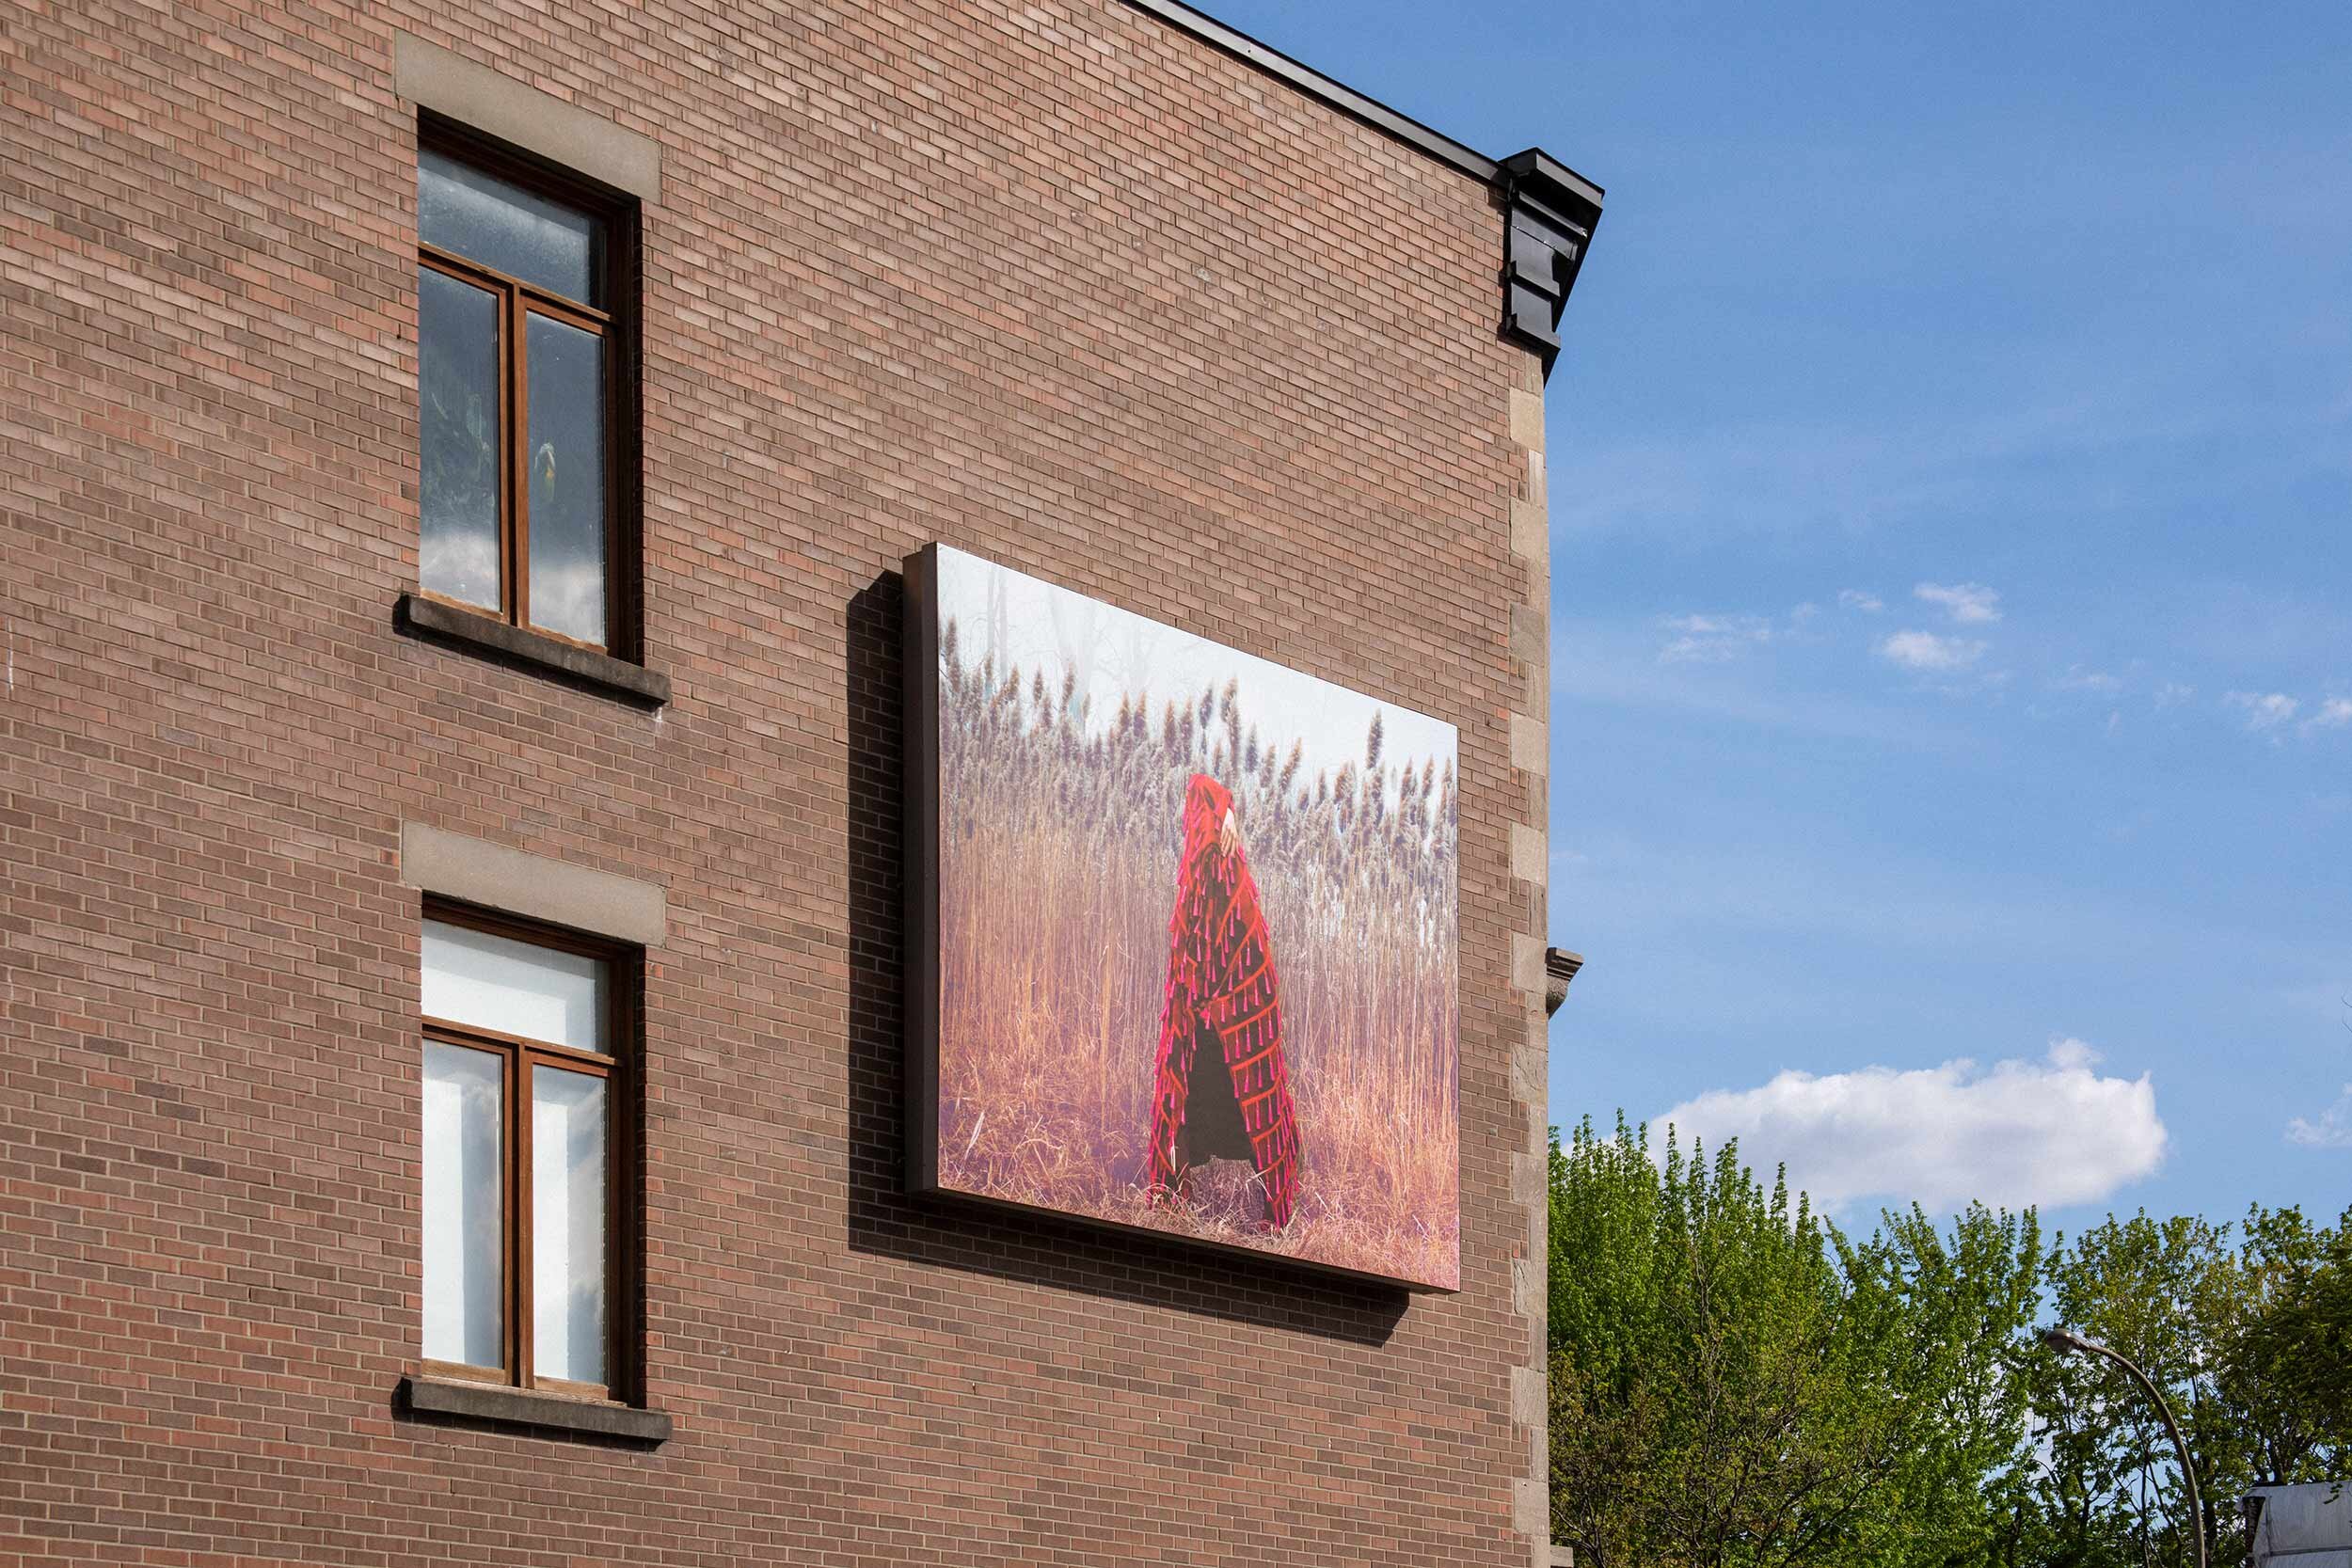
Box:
[902,546,944,1196]
[898,543,1454,1294]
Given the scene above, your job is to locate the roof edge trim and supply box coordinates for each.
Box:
[1118,0,1601,200]
[1116,0,1607,380]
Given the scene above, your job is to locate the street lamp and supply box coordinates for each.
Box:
[2038,1326,2208,1568]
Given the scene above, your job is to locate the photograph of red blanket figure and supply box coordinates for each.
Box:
[1145,774,1303,1229]
[908,544,1460,1290]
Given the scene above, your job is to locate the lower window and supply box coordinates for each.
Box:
[419,905,633,1399]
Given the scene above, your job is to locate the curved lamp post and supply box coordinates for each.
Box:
[2038,1326,2208,1568]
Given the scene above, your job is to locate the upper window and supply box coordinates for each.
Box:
[420,907,632,1399]
[416,131,634,655]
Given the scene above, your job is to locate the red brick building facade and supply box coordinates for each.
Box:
[1,0,1600,1561]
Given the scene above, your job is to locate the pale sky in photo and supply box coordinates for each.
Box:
[936,545,1458,791]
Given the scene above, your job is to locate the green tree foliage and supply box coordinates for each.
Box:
[2019,1212,2230,1568]
[1547,1117,2040,1568]
[2019,1207,2350,1567]
[1548,1117,2349,1568]
[2231,1205,2352,1463]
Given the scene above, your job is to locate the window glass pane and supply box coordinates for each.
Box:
[523,313,608,645]
[421,920,605,1052]
[421,1041,502,1369]
[420,148,596,304]
[532,1066,608,1386]
[418,266,501,611]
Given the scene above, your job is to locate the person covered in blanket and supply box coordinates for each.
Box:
[1144,772,1302,1230]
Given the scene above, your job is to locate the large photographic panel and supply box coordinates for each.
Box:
[905,545,1460,1291]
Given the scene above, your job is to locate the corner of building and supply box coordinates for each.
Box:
[1504,344,1554,1568]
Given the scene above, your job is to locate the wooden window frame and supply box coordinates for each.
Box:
[420,899,642,1405]
[414,118,644,663]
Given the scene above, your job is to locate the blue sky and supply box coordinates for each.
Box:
[1201,0,2352,1234]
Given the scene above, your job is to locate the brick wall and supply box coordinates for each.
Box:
[0,1,1551,1562]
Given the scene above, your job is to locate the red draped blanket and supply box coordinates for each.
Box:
[1145,773,1302,1229]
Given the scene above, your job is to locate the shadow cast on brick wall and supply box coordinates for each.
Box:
[841,571,1406,1350]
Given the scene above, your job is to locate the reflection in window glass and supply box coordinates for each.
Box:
[532,1066,608,1386]
[419,149,597,303]
[523,314,608,645]
[421,1041,503,1369]
[418,267,501,611]
[421,920,605,1052]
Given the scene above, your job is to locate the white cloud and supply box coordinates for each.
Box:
[2226,690,2300,735]
[1915,581,2004,625]
[1838,589,1885,614]
[2154,681,2197,710]
[2054,666,2123,695]
[2214,693,2352,739]
[1552,622,1970,749]
[1659,612,1775,664]
[1790,601,1820,624]
[1655,1039,2167,1212]
[2287,1085,2352,1148]
[2302,698,2352,735]
[1877,629,1988,673]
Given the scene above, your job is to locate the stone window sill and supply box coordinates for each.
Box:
[395,593,671,707]
[397,1374,673,1443]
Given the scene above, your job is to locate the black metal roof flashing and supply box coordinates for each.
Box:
[1497,150,1603,376]
[1117,0,1604,380]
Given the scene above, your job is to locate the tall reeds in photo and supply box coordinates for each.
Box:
[933,621,1461,1288]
